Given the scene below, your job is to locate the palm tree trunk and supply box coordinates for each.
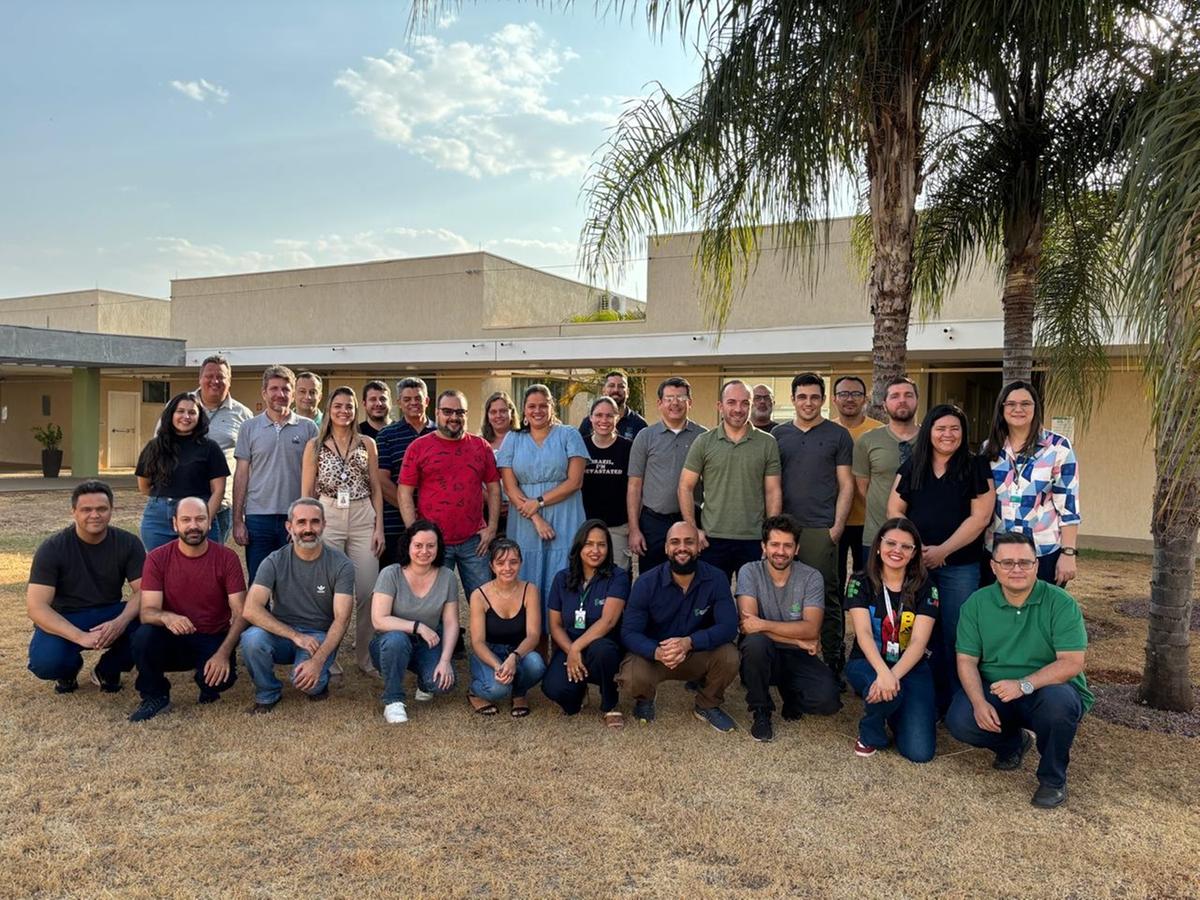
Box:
[1001,218,1044,385]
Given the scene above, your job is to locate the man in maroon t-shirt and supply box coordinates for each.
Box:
[399,389,500,598]
[127,497,247,722]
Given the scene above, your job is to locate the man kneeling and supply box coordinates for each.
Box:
[947,532,1092,808]
[240,498,354,713]
[128,498,247,722]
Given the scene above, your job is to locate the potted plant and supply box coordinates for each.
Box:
[31,423,64,478]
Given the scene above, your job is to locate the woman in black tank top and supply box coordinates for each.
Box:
[467,539,546,717]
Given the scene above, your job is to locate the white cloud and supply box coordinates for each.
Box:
[169,78,229,104]
[335,23,620,179]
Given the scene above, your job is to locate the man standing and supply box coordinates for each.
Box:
[750,383,778,433]
[127,497,247,722]
[947,533,1091,808]
[679,380,782,581]
[771,373,855,673]
[240,498,355,713]
[400,389,500,597]
[193,354,253,544]
[295,372,324,425]
[853,376,920,553]
[578,370,649,441]
[26,481,144,694]
[831,375,882,581]
[359,380,392,438]
[375,377,436,567]
[233,365,319,581]
[618,522,740,732]
[737,514,841,742]
[627,377,707,572]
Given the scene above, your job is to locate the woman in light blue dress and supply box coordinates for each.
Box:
[496,384,589,628]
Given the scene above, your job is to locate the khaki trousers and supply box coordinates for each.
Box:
[320,496,379,673]
[616,643,739,709]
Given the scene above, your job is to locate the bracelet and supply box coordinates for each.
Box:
[509,650,521,661]
[411,620,418,635]
[1060,547,1078,557]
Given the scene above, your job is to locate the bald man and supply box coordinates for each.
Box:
[128,497,247,722]
[618,522,741,732]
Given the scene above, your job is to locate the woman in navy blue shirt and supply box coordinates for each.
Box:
[543,519,630,728]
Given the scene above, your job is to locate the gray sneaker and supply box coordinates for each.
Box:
[694,705,736,733]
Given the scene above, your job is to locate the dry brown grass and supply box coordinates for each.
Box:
[1,489,1197,899]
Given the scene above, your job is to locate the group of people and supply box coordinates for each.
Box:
[25,359,1090,807]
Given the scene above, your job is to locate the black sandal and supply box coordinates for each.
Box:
[469,695,498,716]
[511,699,531,718]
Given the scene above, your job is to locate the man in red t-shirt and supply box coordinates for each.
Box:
[399,389,500,598]
[127,497,247,722]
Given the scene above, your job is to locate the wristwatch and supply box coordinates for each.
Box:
[1060,547,1078,556]
[536,496,545,509]
[1019,680,1034,696]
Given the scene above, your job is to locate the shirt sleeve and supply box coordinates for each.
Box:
[562,425,590,461]
[28,539,60,587]
[479,440,500,484]
[734,562,758,600]
[620,575,659,659]
[801,568,824,611]
[398,440,421,487]
[372,565,398,598]
[609,567,631,600]
[970,454,992,498]
[233,421,251,461]
[1051,438,1081,526]
[1050,590,1088,651]
[141,549,165,592]
[333,557,357,596]
[495,432,516,469]
[682,432,705,475]
[123,534,146,582]
[546,571,567,614]
[690,579,738,651]
[915,580,940,621]
[895,459,914,503]
[836,426,854,466]
[134,443,152,479]
[252,554,278,590]
[843,574,869,611]
[955,595,984,657]
[763,436,782,476]
[222,550,248,594]
[852,432,870,478]
[206,439,231,478]
[628,429,649,479]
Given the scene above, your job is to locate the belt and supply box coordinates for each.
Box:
[641,507,681,520]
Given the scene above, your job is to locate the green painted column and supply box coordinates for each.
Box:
[71,367,101,477]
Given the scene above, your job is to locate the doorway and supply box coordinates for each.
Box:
[107,391,140,468]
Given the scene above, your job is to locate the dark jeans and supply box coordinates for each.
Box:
[946,683,1083,788]
[131,625,237,700]
[845,657,937,762]
[739,633,841,717]
[637,508,683,572]
[980,548,1061,587]
[838,525,865,588]
[28,602,138,683]
[245,513,290,582]
[926,562,981,715]
[542,637,623,714]
[701,537,762,583]
[796,526,843,672]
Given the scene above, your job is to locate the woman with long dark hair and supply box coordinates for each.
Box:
[481,390,518,536]
[982,381,1081,586]
[844,517,940,762]
[542,519,630,727]
[136,392,229,550]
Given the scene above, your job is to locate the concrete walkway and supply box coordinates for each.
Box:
[0,471,138,493]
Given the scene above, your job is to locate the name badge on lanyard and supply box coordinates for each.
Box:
[336,489,351,509]
[883,587,901,664]
[574,583,591,631]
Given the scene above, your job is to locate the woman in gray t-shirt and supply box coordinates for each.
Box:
[369,519,459,724]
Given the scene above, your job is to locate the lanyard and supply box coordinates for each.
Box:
[577,580,593,614]
[882,586,899,634]
[331,434,354,482]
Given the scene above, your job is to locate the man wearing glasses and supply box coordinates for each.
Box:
[399,389,501,600]
[947,532,1091,809]
[831,375,882,581]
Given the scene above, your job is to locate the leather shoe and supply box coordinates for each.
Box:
[993,730,1033,771]
[1032,784,1068,808]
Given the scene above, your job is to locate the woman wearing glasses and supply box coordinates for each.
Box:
[844,517,940,762]
[981,382,1080,586]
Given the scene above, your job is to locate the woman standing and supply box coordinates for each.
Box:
[543,519,629,727]
[580,397,633,565]
[844,518,940,763]
[887,403,993,706]
[467,539,547,716]
[136,392,229,550]
[301,386,385,675]
[481,390,518,536]
[496,384,588,623]
[982,381,1081,586]
[369,519,458,724]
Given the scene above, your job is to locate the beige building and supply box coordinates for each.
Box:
[0,223,1153,551]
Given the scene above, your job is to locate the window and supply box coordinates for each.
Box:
[41,395,51,416]
[142,381,170,404]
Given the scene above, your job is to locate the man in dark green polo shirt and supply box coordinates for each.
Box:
[947,532,1091,809]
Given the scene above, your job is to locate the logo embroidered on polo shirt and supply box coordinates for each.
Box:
[693,606,709,617]
[316,584,327,594]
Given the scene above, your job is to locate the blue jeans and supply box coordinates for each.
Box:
[141,497,222,552]
[444,535,492,598]
[245,514,290,582]
[370,630,456,705]
[469,642,546,702]
[212,508,232,545]
[700,537,762,583]
[239,625,333,704]
[845,657,937,763]
[28,602,139,683]
[946,683,1083,789]
[927,562,981,714]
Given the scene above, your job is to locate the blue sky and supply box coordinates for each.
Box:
[1,2,705,301]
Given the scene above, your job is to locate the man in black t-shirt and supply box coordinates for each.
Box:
[26,481,145,694]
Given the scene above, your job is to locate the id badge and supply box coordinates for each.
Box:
[573,607,587,631]
[336,490,351,509]
[885,641,901,663]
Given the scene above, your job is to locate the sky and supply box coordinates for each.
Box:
[1,2,706,302]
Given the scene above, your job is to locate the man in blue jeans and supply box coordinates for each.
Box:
[240,498,354,713]
[26,480,145,695]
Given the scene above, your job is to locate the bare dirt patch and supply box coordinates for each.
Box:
[1115,597,1200,631]
[1090,683,1200,738]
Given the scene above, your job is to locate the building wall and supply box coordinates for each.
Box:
[481,256,602,329]
[0,377,74,465]
[0,290,169,337]
[97,291,171,338]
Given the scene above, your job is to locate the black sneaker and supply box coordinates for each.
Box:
[54,678,78,694]
[197,688,221,705]
[750,712,774,742]
[993,730,1034,771]
[1032,783,1068,808]
[780,704,803,722]
[248,700,279,715]
[633,698,656,723]
[128,696,171,723]
[307,686,330,702]
[89,667,122,693]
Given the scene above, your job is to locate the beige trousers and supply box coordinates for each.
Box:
[320,496,379,673]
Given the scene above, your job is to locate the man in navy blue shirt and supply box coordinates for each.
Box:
[618,521,740,732]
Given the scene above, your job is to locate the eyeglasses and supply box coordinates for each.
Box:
[835,390,866,399]
[1003,401,1035,410]
[880,538,916,553]
[994,559,1037,571]
[438,408,466,418]
[661,395,690,404]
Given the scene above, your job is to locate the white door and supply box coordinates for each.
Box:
[107,392,141,468]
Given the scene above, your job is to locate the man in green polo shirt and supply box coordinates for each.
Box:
[947,532,1091,809]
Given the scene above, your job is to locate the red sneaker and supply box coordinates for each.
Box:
[854,738,877,758]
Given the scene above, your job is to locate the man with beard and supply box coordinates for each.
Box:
[736,514,841,742]
[831,375,882,581]
[375,377,436,567]
[853,376,921,554]
[127,498,247,722]
[359,380,392,439]
[578,370,648,442]
[240,498,354,713]
[750,383,778,432]
[618,522,740,732]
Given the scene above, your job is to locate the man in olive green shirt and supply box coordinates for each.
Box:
[947,532,1091,809]
[679,380,782,581]
[852,376,919,549]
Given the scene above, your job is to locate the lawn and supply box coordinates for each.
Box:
[1,489,1197,898]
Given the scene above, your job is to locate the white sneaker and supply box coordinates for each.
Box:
[383,701,408,724]
[414,688,434,702]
